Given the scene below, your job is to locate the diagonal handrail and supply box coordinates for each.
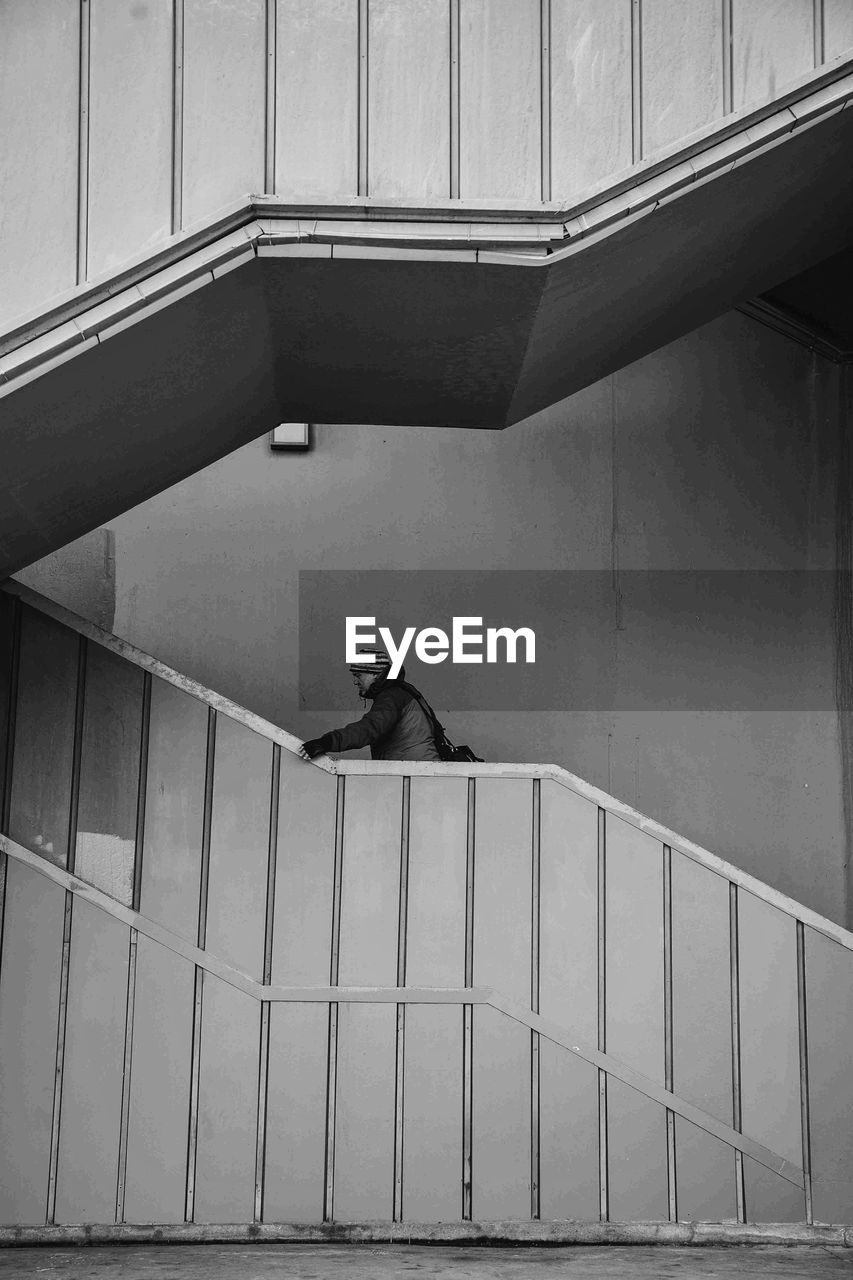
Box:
[0,830,804,1189]
[5,578,853,956]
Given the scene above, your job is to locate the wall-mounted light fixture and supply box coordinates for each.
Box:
[270,423,311,450]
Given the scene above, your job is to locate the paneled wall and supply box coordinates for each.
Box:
[1,0,849,327]
[2,589,852,1228]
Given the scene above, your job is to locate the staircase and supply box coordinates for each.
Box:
[1,580,852,1244]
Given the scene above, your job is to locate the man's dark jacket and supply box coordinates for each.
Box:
[306,680,440,761]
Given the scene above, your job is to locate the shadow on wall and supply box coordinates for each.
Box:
[13,528,116,634]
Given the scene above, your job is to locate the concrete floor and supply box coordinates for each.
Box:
[0,1246,851,1280]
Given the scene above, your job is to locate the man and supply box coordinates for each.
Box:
[299,648,440,762]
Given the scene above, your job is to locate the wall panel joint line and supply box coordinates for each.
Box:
[132,673,152,913]
[814,0,825,67]
[324,776,345,1222]
[722,0,734,115]
[45,891,74,1224]
[796,922,813,1224]
[67,636,88,875]
[184,967,204,1222]
[462,776,475,1220]
[729,883,746,1223]
[115,929,138,1223]
[539,0,552,203]
[172,0,185,234]
[449,0,461,199]
[357,0,369,198]
[76,0,92,285]
[394,778,411,1222]
[531,779,541,1219]
[265,0,277,193]
[254,1002,271,1223]
[631,0,644,163]
[597,807,609,1222]
[663,844,677,1222]
[0,597,21,985]
[1,595,21,834]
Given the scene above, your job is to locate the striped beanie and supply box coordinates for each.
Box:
[348,647,393,675]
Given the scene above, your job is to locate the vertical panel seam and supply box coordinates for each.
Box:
[115,929,138,1223]
[67,637,88,876]
[449,0,461,199]
[530,779,541,1220]
[1,596,21,835]
[0,600,21,978]
[324,775,345,1222]
[265,0,277,193]
[357,0,369,197]
[539,0,551,203]
[393,778,410,1222]
[76,0,91,285]
[730,882,746,1223]
[462,776,475,1220]
[185,707,216,1223]
[631,0,643,163]
[813,0,825,67]
[796,922,814,1224]
[171,0,185,234]
[722,0,734,115]
[45,891,74,1225]
[663,845,677,1223]
[255,743,281,1223]
[597,806,609,1222]
[132,673,152,914]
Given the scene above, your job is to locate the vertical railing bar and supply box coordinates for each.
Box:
[449,0,461,199]
[132,672,152,914]
[171,0,185,235]
[462,776,476,1220]
[729,882,746,1223]
[45,891,74,1225]
[722,0,734,115]
[265,0,277,193]
[67,636,88,876]
[324,775,345,1222]
[663,844,677,1223]
[631,0,643,163]
[357,0,369,197]
[393,777,410,1222]
[597,806,609,1222]
[46,629,87,1223]
[185,706,216,1223]
[796,921,814,1224]
[254,743,281,1223]
[813,0,825,67]
[115,928,138,1223]
[1,595,22,835]
[76,0,91,285]
[530,779,541,1220]
[539,0,551,203]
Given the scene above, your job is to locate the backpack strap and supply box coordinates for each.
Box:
[397,680,446,740]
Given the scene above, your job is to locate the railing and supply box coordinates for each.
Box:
[1,580,852,1234]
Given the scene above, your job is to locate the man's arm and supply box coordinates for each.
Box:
[301,687,408,758]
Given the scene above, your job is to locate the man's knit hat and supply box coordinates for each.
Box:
[348,647,393,675]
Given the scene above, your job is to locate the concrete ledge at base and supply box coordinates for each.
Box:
[1,1221,851,1249]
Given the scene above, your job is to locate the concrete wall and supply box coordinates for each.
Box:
[19,310,846,923]
[4,0,851,329]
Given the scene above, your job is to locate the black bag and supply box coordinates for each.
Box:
[399,682,483,763]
